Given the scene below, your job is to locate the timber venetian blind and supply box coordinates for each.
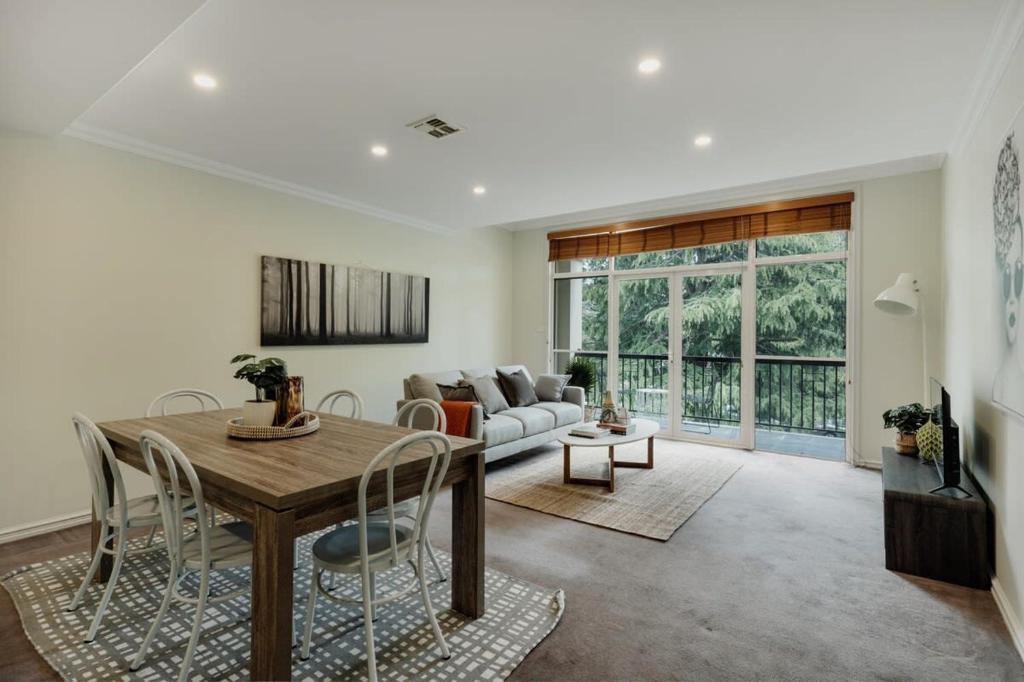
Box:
[547,192,854,262]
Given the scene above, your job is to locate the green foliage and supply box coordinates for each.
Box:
[231,354,287,401]
[882,403,931,433]
[564,356,597,393]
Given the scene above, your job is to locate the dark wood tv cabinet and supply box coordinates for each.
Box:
[882,447,989,589]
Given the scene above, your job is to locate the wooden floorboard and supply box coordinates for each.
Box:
[0,524,92,681]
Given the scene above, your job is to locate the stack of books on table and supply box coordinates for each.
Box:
[568,424,608,439]
[599,422,637,436]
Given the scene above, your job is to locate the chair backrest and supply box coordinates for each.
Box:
[72,413,129,528]
[146,389,224,417]
[139,430,212,568]
[357,431,452,569]
[393,398,446,432]
[317,389,364,418]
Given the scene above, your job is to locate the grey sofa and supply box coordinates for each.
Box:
[398,364,585,462]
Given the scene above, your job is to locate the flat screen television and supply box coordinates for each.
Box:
[929,378,970,499]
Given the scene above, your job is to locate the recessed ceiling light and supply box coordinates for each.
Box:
[472,185,487,195]
[192,72,218,90]
[370,145,388,157]
[637,58,662,75]
[694,134,713,148]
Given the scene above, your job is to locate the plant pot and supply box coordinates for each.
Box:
[243,400,277,427]
[895,431,919,455]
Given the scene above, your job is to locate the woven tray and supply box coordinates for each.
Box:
[226,411,319,440]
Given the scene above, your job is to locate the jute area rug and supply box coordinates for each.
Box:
[486,439,742,541]
[2,531,563,681]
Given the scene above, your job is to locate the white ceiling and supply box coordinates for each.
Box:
[7,0,1008,231]
[0,0,204,135]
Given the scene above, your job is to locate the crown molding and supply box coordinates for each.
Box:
[949,0,1024,155]
[496,153,944,233]
[62,122,455,236]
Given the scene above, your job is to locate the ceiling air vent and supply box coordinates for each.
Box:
[406,115,464,139]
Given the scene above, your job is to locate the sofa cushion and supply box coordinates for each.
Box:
[500,407,555,437]
[534,374,570,402]
[533,401,583,427]
[497,369,539,407]
[463,375,509,415]
[408,371,462,401]
[482,414,524,447]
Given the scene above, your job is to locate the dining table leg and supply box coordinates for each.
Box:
[451,452,485,618]
[251,505,295,681]
[92,454,115,583]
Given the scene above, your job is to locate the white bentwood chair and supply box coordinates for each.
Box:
[370,399,448,581]
[300,430,454,682]
[67,413,196,642]
[146,388,224,527]
[146,389,224,417]
[129,430,253,682]
[316,389,364,418]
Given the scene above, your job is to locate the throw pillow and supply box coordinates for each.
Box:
[437,382,479,403]
[534,373,570,402]
[497,369,539,408]
[408,373,444,402]
[464,375,509,415]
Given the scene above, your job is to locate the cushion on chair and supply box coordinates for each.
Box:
[500,406,555,436]
[312,522,414,571]
[482,413,524,446]
[533,401,583,427]
[181,521,253,570]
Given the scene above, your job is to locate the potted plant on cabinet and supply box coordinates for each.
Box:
[231,354,287,426]
[882,402,931,455]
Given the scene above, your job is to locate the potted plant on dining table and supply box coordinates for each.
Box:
[231,354,287,426]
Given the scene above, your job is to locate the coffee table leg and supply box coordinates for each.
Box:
[563,444,570,484]
[608,445,615,493]
[648,436,654,468]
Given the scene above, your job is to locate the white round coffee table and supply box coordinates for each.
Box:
[558,418,660,493]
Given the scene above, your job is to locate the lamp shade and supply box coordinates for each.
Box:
[874,272,919,316]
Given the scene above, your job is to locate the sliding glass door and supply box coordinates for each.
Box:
[678,272,746,445]
[551,227,851,461]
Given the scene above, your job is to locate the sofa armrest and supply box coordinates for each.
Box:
[395,399,485,441]
[561,385,585,409]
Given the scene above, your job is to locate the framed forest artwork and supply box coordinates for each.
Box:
[261,256,429,346]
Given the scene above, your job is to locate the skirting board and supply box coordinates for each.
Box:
[993,576,1024,664]
[0,509,90,546]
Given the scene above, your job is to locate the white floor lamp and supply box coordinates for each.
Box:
[874,272,929,402]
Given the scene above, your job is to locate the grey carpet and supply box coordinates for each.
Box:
[2,532,563,681]
[427,439,1024,681]
[486,446,741,540]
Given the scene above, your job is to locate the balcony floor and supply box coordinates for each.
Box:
[636,414,846,462]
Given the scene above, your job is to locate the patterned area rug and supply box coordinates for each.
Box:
[486,440,742,541]
[2,532,563,681]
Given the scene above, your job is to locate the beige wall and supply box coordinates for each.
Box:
[0,130,513,534]
[941,33,1024,643]
[507,169,944,468]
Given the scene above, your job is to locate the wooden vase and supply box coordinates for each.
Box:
[274,376,304,426]
[895,431,919,455]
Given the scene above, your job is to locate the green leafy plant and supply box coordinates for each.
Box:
[231,354,287,402]
[564,356,597,393]
[882,403,931,434]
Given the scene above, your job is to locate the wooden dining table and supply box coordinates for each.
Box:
[94,408,486,680]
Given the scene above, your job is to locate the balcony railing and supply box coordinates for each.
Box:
[571,352,846,437]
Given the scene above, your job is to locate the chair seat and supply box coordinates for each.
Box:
[367,497,419,519]
[182,521,253,570]
[312,522,414,573]
[105,494,195,528]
